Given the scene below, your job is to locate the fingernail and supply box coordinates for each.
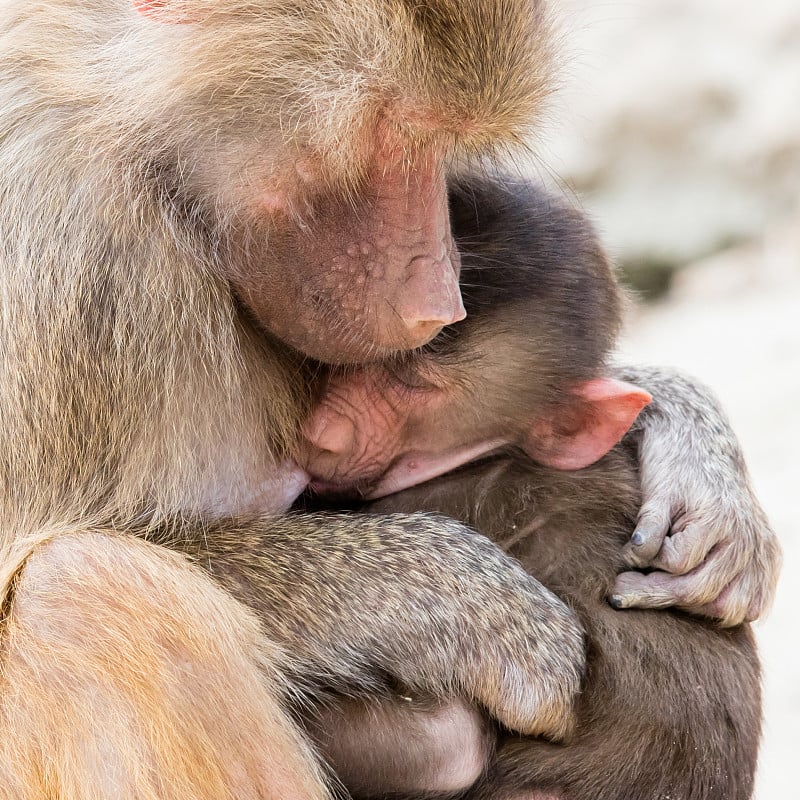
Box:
[631,531,644,546]
[609,595,626,609]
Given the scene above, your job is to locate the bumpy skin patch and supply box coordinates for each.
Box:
[229,134,465,364]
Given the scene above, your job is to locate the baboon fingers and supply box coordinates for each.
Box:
[692,583,752,626]
[648,521,724,575]
[621,507,781,621]
[612,540,748,620]
[610,570,678,611]
[624,503,672,565]
[694,552,779,626]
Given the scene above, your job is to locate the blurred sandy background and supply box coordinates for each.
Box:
[538,2,800,796]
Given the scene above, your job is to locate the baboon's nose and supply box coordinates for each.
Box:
[394,253,467,348]
[401,318,447,345]
[399,291,467,347]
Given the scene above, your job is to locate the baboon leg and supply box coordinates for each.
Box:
[0,531,328,800]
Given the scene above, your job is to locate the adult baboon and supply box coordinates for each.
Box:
[0,3,778,799]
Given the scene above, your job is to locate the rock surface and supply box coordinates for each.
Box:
[541,0,800,268]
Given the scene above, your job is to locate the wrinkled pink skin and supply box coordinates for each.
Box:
[302,366,451,497]
[230,134,465,365]
[300,367,651,500]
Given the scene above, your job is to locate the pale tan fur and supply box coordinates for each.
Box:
[0,531,328,800]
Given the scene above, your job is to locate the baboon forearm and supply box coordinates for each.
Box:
[619,364,746,475]
[168,512,585,738]
[616,362,768,534]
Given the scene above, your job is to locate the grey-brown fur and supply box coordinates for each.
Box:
[367,448,761,800]
[433,177,780,627]
[442,175,624,418]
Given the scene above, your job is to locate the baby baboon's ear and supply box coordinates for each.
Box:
[524,378,651,471]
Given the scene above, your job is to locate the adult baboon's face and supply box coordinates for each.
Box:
[133,0,551,363]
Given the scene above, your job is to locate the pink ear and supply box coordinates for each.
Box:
[524,378,652,471]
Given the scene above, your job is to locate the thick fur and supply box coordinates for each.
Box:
[171,512,584,739]
[0,3,584,799]
[441,176,623,412]
[0,0,554,529]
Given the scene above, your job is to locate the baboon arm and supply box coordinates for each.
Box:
[611,364,781,626]
[181,512,585,740]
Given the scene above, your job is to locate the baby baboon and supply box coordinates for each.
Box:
[361,452,762,800]
[301,178,764,799]
[305,176,645,498]
[0,2,777,798]
[305,176,780,626]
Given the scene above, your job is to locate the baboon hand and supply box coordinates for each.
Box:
[417,525,586,740]
[612,494,781,626]
[348,515,586,739]
[611,366,782,626]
